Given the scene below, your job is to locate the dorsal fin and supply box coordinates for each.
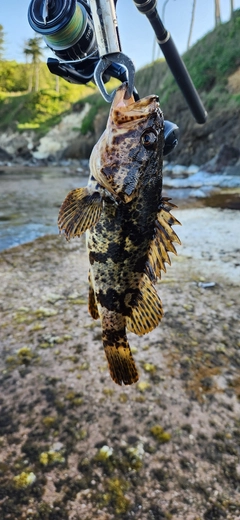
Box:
[126,273,163,335]
[58,187,103,240]
[147,198,181,281]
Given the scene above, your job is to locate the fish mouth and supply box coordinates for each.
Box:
[109,83,160,126]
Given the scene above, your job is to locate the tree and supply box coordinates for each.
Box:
[215,0,221,26]
[0,24,5,59]
[187,0,197,50]
[23,36,44,92]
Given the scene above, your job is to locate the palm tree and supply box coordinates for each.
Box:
[23,36,44,92]
[187,0,197,50]
[215,0,221,26]
[0,24,4,59]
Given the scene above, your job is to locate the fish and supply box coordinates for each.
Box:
[58,83,181,386]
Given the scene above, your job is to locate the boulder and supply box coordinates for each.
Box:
[61,133,95,160]
[202,144,240,173]
[0,147,12,161]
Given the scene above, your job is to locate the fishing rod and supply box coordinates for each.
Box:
[28,0,207,155]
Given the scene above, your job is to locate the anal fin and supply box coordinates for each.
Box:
[126,273,163,335]
[58,187,103,240]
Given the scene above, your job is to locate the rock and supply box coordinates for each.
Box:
[61,132,95,160]
[223,162,240,177]
[171,164,187,176]
[0,147,12,161]
[32,104,90,160]
[203,144,240,173]
[189,188,206,198]
[186,164,199,175]
[0,132,35,158]
[93,109,108,140]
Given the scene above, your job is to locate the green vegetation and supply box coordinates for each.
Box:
[155,9,240,111]
[150,425,172,443]
[0,79,93,134]
[0,10,239,135]
[183,9,240,91]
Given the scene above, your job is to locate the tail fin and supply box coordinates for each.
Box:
[102,315,139,385]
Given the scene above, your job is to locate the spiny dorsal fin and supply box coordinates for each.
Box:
[58,187,103,240]
[88,270,99,320]
[126,273,163,335]
[147,198,181,280]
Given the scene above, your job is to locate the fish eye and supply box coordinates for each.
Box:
[141,128,158,149]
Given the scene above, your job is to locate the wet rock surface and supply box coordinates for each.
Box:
[0,206,240,519]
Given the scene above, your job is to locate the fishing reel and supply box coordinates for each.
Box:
[28,0,179,155]
[28,0,131,90]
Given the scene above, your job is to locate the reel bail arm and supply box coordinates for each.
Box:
[89,0,136,101]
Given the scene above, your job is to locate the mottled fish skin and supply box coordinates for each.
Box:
[58,83,181,386]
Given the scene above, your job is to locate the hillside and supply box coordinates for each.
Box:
[134,9,240,165]
[0,10,239,166]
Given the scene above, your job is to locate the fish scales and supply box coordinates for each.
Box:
[58,83,181,386]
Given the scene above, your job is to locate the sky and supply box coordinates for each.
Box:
[1,0,239,71]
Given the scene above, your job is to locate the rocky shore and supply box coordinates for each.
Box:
[0,203,240,520]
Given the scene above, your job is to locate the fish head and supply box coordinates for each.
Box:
[89,83,164,202]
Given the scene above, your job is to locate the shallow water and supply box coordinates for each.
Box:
[0,167,87,251]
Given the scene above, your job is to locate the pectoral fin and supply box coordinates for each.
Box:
[58,187,103,240]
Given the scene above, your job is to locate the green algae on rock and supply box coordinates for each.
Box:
[150,425,171,443]
[39,450,65,466]
[13,471,36,488]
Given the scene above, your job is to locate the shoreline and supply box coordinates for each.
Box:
[0,221,240,518]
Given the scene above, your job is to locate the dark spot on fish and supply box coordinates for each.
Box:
[89,251,107,264]
[90,241,132,264]
[102,327,126,347]
[89,251,95,265]
[97,288,119,311]
[102,165,117,178]
[122,163,140,196]
[97,288,139,315]
[112,131,134,144]
[107,241,120,260]
[133,255,148,273]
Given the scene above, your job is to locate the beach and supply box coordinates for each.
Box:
[0,202,239,519]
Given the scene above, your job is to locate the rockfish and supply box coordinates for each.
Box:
[58,83,181,386]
